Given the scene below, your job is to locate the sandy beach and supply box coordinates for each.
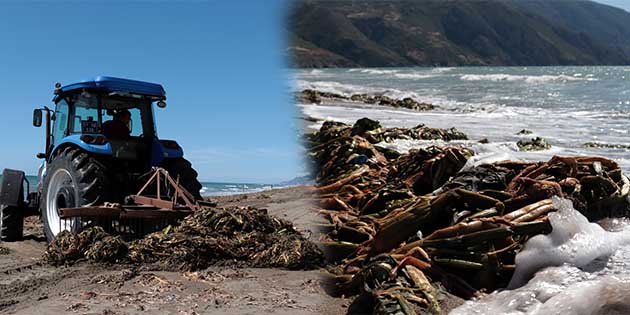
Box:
[0,186,347,315]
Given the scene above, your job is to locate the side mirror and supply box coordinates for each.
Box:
[156,100,167,108]
[33,109,42,127]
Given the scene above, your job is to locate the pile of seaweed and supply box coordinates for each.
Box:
[45,206,323,271]
[307,118,630,314]
[297,89,437,111]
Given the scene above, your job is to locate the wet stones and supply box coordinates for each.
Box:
[351,117,383,135]
[297,89,438,111]
[517,137,551,151]
[296,89,348,104]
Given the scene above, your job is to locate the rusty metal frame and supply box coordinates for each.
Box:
[59,167,200,220]
[132,167,199,211]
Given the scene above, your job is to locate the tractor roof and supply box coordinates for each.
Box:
[55,76,166,102]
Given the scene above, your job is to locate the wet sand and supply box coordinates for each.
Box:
[0,186,347,315]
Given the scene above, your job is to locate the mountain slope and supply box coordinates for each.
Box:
[287,0,630,67]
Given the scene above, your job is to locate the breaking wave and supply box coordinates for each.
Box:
[294,79,425,101]
[459,73,593,83]
[393,73,435,79]
[347,68,400,75]
[451,197,630,315]
[200,182,275,197]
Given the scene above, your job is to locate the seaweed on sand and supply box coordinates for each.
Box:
[45,206,324,271]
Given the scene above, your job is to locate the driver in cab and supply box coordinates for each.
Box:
[102,109,131,139]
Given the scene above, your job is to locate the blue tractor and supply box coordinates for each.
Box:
[0,76,202,243]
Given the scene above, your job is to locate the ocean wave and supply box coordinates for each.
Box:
[393,73,435,79]
[347,68,400,75]
[294,79,425,101]
[430,67,455,73]
[459,73,594,83]
[201,184,275,197]
[347,68,437,79]
[375,138,563,168]
[294,80,370,95]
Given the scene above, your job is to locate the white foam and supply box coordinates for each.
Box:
[373,137,565,170]
[450,197,630,315]
[393,73,435,80]
[294,80,370,95]
[430,67,455,73]
[459,74,592,83]
[509,197,630,288]
[348,68,400,75]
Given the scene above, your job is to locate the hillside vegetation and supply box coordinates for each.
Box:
[288,0,630,67]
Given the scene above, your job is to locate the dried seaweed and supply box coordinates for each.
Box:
[45,207,323,271]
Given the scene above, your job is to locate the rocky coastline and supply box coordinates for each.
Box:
[297,89,437,111]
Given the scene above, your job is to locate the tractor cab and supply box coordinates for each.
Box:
[34,77,178,169]
[20,76,203,242]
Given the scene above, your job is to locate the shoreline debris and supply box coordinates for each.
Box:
[584,142,630,150]
[308,118,630,314]
[517,137,551,151]
[45,206,324,271]
[297,89,437,111]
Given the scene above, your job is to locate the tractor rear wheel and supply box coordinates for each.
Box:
[0,204,23,241]
[162,158,202,200]
[41,147,110,243]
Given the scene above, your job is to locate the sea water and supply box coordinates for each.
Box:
[294,66,630,313]
[294,66,630,170]
[0,175,273,197]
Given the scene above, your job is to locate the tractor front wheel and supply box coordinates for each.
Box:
[41,148,110,243]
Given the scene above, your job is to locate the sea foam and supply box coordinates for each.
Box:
[450,197,630,315]
[459,74,592,83]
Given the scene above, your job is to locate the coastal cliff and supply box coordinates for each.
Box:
[288,0,630,67]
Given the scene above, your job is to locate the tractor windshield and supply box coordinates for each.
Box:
[101,96,154,139]
[103,108,143,136]
[71,94,99,134]
[65,92,155,139]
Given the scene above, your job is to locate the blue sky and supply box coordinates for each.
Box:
[0,1,302,184]
[596,0,630,11]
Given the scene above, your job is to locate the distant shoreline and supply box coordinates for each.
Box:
[0,175,290,197]
[289,64,630,70]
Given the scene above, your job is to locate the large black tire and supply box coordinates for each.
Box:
[41,147,110,243]
[161,158,202,200]
[0,204,23,241]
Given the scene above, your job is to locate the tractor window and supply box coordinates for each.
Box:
[103,107,143,137]
[52,100,69,146]
[72,106,99,134]
[70,92,99,134]
[128,108,143,136]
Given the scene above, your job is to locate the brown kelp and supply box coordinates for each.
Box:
[308,118,630,314]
